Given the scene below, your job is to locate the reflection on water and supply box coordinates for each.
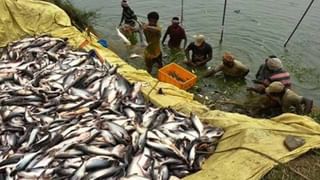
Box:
[70,0,320,108]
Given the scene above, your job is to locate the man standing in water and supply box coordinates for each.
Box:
[162,17,187,51]
[184,34,212,67]
[143,11,163,74]
[119,0,138,45]
[247,55,291,94]
[265,81,313,115]
[204,52,249,78]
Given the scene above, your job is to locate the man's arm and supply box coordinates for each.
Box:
[184,44,191,61]
[182,37,187,49]
[281,101,291,113]
[119,13,124,26]
[204,64,223,77]
[182,29,187,49]
[295,103,303,114]
[143,23,161,33]
[162,28,169,45]
[255,65,265,80]
[291,95,304,114]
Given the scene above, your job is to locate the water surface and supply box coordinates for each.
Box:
[70,0,320,108]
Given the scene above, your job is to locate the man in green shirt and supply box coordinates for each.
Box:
[265,81,313,115]
[143,11,163,73]
[204,52,249,78]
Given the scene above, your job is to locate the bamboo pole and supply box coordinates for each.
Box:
[219,0,227,44]
[181,0,184,25]
[284,0,315,47]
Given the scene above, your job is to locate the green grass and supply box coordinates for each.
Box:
[309,112,320,124]
[262,149,320,180]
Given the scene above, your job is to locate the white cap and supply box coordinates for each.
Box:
[267,57,283,70]
[193,34,205,46]
[121,0,128,7]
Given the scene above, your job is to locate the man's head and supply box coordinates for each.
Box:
[223,52,235,67]
[266,56,283,71]
[147,11,159,26]
[171,17,180,26]
[193,34,205,47]
[265,81,285,96]
[121,0,129,8]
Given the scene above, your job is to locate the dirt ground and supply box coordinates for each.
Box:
[262,149,320,180]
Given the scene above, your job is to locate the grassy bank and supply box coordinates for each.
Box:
[43,0,98,31]
[263,149,320,180]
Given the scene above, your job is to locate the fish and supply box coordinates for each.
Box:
[191,113,204,136]
[70,161,86,180]
[84,166,123,180]
[158,165,169,180]
[129,53,143,59]
[85,156,115,171]
[69,87,95,100]
[133,19,148,47]
[14,151,42,173]
[0,35,224,180]
[116,27,132,46]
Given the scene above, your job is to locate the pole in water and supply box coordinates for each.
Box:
[181,0,184,25]
[219,0,227,44]
[284,0,315,47]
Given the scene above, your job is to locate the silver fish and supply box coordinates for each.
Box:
[0,36,224,180]
[116,27,131,46]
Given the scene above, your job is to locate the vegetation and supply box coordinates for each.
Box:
[43,0,99,31]
[263,149,320,180]
[309,109,320,124]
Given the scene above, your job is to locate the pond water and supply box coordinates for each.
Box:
[70,0,320,113]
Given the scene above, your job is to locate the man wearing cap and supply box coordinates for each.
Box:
[204,52,249,78]
[265,81,313,114]
[184,34,213,67]
[119,0,139,45]
[247,55,291,94]
[143,11,163,73]
[162,17,187,51]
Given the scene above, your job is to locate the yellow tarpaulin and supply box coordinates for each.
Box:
[0,0,319,179]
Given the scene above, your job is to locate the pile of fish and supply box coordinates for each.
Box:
[0,36,224,180]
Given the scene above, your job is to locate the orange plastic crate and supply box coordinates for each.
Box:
[158,63,197,90]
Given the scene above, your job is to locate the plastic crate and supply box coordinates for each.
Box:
[158,63,197,90]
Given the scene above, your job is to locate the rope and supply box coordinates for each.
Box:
[146,80,160,103]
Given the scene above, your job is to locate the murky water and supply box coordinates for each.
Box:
[70,0,320,109]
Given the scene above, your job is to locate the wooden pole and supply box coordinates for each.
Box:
[219,0,227,44]
[181,0,184,25]
[284,0,315,47]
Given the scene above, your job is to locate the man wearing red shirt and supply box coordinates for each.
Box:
[162,17,187,51]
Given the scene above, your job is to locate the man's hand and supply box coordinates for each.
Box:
[204,69,216,78]
[142,22,148,30]
[247,84,265,94]
[184,60,196,67]
[194,60,207,67]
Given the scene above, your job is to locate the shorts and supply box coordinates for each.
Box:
[144,53,163,72]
